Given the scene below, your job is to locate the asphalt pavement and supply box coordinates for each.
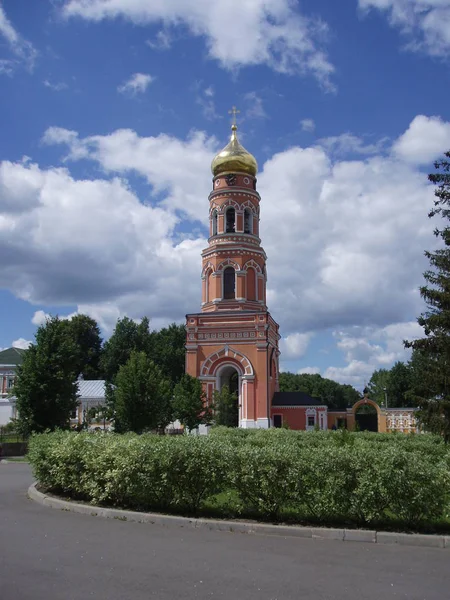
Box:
[1,461,449,600]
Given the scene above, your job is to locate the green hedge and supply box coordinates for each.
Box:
[28,430,450,529]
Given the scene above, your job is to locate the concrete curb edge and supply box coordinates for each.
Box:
[28,483,450,549]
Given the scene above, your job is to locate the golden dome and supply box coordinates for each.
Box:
[211,124,258,177]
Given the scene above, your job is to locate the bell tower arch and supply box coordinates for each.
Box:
[186,110,280,429]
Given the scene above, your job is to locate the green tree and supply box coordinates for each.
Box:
[172,374,212,432]
[389,361,414,407]
[101,316,153,382]
[405,151,450,440]
[14,317,79,436]
[367,368,390,406]
[278,372,359,409]
[213,385,239,427]
[151,323,186,385]
[63,314,103,379]
[111,351,172,433]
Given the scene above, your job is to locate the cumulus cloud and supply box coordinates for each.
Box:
[0,4,37,73]
[323,321,424,387]
[1,114,446,381]
[301,118,315,132]
[392,114,450,165]
[194,83,220,121]
[44,80,68,92]
[318,133,389,156]
[0,158,201,329]
[244,92,267,120]
[359,0,450,57]
[61,0,335,88]
[12,338,31,350]
[297,366,321,375]
[118,73,154,96]
[146,29,172,50]
[42,126,217,220]
[280,332,313,360]
[31,309,78,326]
[37,116,444,340]
[31,310,51,326]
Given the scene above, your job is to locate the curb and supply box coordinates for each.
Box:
[28,483,449,549]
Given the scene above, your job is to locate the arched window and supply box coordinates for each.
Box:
[207,269,214,302]
[246,267,257,301]
[223,267,236,299]
[211,210,218,236]
[244,209,252,234]
[225,208,235,233]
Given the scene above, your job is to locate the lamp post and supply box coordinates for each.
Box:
[383,387,388,409]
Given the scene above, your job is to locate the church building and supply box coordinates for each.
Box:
[185,113,280,428]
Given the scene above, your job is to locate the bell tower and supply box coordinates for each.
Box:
[186,110,280,428]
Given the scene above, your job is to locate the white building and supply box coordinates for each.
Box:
[0,347,26,425]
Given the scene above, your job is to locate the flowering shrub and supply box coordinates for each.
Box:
[28,430,450,529]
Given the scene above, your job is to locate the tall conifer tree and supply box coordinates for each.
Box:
[405,151,450,440]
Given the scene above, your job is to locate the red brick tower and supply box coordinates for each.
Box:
[185,111,280,428]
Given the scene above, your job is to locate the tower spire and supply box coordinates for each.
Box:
[228,106,240,134]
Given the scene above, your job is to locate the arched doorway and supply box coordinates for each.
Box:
[353,399,379,432]
[216,364,240,427]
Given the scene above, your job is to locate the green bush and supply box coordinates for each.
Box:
[231,441,299,519]
[28,429,450,530]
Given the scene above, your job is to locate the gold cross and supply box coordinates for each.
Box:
[228,106,240,127]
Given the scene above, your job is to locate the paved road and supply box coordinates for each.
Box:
[1,462,449,600]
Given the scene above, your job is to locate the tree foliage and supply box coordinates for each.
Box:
[368,362,415,408]
[63,314,103,379]
[111,351,172,434]
[279,372,360,409]
[172,374,212,432]
[100,318,185,388]
[100,317,153,382]
[151,323,186,386]
[405,151,450,440]
[213,385,239,427]
[14,317,79,436]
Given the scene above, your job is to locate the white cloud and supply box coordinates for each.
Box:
[37,116,442,345]
[323,321,424,387]
[280,332,313,360]
[32,310,51,326]
[194,83,220,121]
[324,360,374,388]
[244,92,267,120]
[318,133,389,156]
[12,338,31,350]
[359,0,450,57]
[31,309,78,326]
[146,29,172,50]
[301,118,315,132]
[44,80,68,92]
[0,156,203,333]
[42,126,217,221]
[0,4,37,73]
[1,114,444,372]
[118,73,154,96]
[0,59,13,75]
[392,114,450,165]
[61,0,335,88]
[297,366,321,375]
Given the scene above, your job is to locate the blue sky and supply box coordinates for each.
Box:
[1,0,450,389]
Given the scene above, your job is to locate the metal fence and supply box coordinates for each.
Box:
[0,427,26,444]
